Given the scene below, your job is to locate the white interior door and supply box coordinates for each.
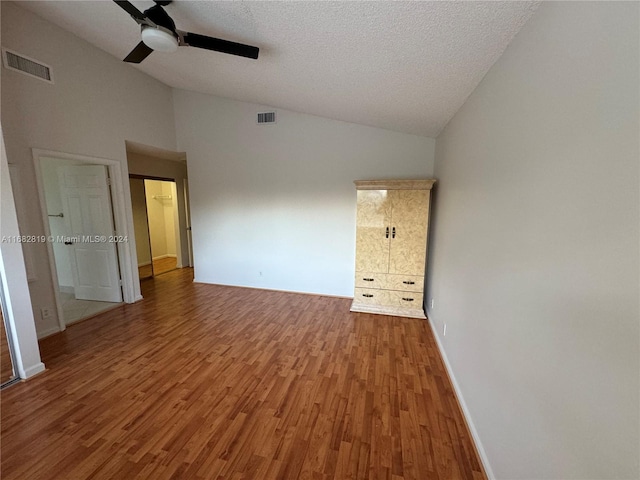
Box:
[58,165,122,302]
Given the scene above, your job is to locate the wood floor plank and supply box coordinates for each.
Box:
[1,268,486,479]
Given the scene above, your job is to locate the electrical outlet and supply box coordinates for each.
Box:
[41,307,52,320]
[430,298,434,309]
[443,323,447,337]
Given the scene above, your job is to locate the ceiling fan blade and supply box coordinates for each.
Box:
[113,0,149,24]
[181,32,259,59]
[124,42,153,63]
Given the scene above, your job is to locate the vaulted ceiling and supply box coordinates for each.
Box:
[18,1,539,137]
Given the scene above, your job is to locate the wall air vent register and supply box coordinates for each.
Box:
[2,48,54,84]
[257,112,276,124]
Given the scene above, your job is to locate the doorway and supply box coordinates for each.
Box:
[129,176,181,281]
[33,150,134,330]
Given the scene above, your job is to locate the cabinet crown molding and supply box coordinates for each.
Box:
[354,179,436,190]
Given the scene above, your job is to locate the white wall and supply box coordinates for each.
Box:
[427,2,639,479]
[162,181,177,257]
[144,180,167,258]
[1,2,177,336]
[173,90,435,296]
[144,179,177,260]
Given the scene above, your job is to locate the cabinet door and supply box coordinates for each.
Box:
[355,190,391,273]
[388,190,429,275]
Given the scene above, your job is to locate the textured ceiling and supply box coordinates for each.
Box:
[18,1,539,137]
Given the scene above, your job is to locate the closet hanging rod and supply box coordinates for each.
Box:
[152,194,172,200]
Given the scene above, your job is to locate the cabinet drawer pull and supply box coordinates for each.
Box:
[392,227,396,238]
[402,280,415,285]
[402,297,414,302]
[385,227,389,239]
[362,293,374,298]
[362,278,374,282]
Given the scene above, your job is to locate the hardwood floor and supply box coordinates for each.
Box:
[139,257,178,279]
[152,256,177,275]
[0,268,485,480]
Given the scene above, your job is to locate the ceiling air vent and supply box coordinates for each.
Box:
[2,48,54,84]
[257,112,276,124]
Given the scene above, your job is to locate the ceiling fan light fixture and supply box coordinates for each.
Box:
[141,26,178,53]
[115,0,259,63]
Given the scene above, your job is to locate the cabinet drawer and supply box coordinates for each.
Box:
[385,275,424,293]
[355,273,385,289]
[354,288,392,306]
[387,290,424,308]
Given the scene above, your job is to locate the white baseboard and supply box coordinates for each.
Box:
[426,311,495,480]
[36,326,62,340]
[20,361,46,379]
[152,254,177,261]
[192,279,353,299]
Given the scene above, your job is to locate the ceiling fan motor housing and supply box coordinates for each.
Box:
[141,25,178,52]
[145,4,176,31]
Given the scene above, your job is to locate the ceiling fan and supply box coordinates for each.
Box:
[113,0,259,63]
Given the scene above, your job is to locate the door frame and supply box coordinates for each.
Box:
[183,178,193,268]
[129,174,183,271]
[0,276,19,387]
[32,149,136,332]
